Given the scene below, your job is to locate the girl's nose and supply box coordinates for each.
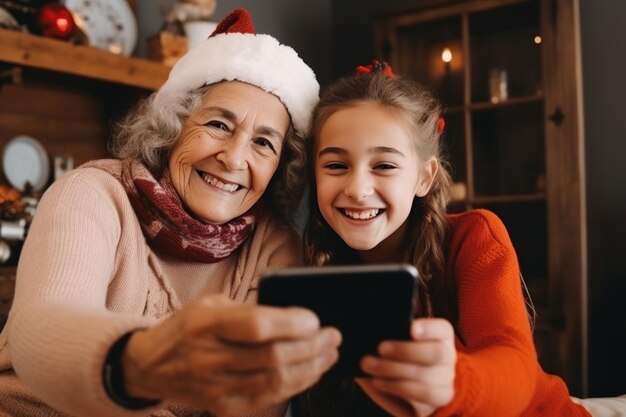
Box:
[216,138,249,170]
[344,172,374,201]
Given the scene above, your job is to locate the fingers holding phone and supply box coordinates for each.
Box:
[122,294,341,416]
[258,264,418,379]
[357,317,456,417]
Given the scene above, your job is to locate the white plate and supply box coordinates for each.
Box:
[2,135,50,192]
[63,0,138,56]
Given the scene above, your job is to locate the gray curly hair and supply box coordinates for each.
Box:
[111,84,308,221]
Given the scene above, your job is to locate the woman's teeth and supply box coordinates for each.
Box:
[344,209,380,220]
[200,172,239,192]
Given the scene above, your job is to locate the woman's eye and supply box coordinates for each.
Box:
[207,120,229,131]
[254,137,276,153]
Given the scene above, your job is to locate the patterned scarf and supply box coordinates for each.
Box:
[83,159,256,263]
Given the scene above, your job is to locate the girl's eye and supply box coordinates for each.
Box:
[374,163,397,170]
[324,162,347,170]
[206,120,229,131]
[254,137,276,153]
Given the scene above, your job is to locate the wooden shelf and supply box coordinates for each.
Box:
[376,0,587,394]
[450,193,546,205]
[471,193,546,205]
[447,94,544,113]
[0,29,169,91]
[0,267,16,331]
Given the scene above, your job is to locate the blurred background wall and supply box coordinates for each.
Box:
[136,1,333,85]
[133,0,626,397]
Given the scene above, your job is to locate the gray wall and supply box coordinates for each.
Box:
[135,0,626,396]
[135,0,333,85]
[330,0,408,79]
[579,0,626,397]
[333,0,626,397]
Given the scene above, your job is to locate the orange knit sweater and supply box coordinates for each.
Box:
[431,209,590,417]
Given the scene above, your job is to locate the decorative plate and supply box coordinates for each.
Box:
[62,0,137,56]
[2,135,50,192]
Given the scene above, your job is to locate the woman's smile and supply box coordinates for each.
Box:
[169,81,289,224]
[196,170,243,193]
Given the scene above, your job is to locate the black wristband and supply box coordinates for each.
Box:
[102,332,160,410]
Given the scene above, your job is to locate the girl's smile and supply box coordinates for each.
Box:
[315,102,437,260]
[340,207,384,221]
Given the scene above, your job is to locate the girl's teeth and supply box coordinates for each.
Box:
[201,173,238,192]
[344,209,379,220]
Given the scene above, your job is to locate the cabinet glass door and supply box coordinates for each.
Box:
[469,1,542,104]
[394,16,463,107]
[375,0,585,395]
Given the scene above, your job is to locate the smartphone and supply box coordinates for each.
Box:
[258,264,418,378]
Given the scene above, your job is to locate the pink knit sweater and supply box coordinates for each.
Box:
[0,163,302,417]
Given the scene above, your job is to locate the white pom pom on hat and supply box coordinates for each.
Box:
[153,8,319,137]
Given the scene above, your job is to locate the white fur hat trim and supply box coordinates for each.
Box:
[153,32,319,137]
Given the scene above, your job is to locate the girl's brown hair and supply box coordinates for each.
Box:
[303,70,453,318]
[296,67,456,417]
[297,68,538,417]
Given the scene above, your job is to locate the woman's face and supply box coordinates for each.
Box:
[169,81,290,224]
[315,102,437,257]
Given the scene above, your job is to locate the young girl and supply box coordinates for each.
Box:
[294,61,591,417]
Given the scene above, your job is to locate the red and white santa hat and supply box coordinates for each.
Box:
[153,8,319,137]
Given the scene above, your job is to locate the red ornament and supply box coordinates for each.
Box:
[37,4,76,39]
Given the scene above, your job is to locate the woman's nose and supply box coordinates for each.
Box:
[344,172,374,201]
[216,138,249,170]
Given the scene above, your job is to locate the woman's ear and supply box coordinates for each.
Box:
[415,158,439,197]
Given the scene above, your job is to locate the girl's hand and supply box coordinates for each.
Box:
[356,318,456,417]
[121,294,341,416]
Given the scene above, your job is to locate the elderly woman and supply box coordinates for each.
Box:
[0,8,340,417]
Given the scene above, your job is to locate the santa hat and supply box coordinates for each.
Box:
[153,8,319,137]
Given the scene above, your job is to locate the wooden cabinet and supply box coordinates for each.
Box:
[0,28,169,167]
[0,29,170,330]
[375,0,586,395]
[0,268,15,330]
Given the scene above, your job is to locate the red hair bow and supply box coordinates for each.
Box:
[436,116,446,133]
[355,59,395,78]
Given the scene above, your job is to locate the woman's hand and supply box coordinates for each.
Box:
[121,294,341,416]
[356,318,456,417]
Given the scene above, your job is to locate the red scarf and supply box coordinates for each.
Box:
[83,159,256,263]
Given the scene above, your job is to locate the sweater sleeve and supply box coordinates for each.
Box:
[226,216,303,304]
[263,221,303,270]
[7,169,159,417]
[433,210,538,417]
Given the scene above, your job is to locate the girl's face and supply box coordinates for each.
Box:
[169,81,290,224]
[315,102,437,260]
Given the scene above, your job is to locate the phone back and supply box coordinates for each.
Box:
[258,264,418,379]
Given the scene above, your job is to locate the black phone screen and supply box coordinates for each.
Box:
[258,264,418,378]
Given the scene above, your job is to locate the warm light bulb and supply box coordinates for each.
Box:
[534,35,542,44]
[441,47,452,63]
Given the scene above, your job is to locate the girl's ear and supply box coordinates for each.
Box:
[415,158,439,197]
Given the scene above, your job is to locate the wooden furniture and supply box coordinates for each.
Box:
[375,0,586,395]
[0,28,169,165]
[0,268,15,330]
[0,28,170,330]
